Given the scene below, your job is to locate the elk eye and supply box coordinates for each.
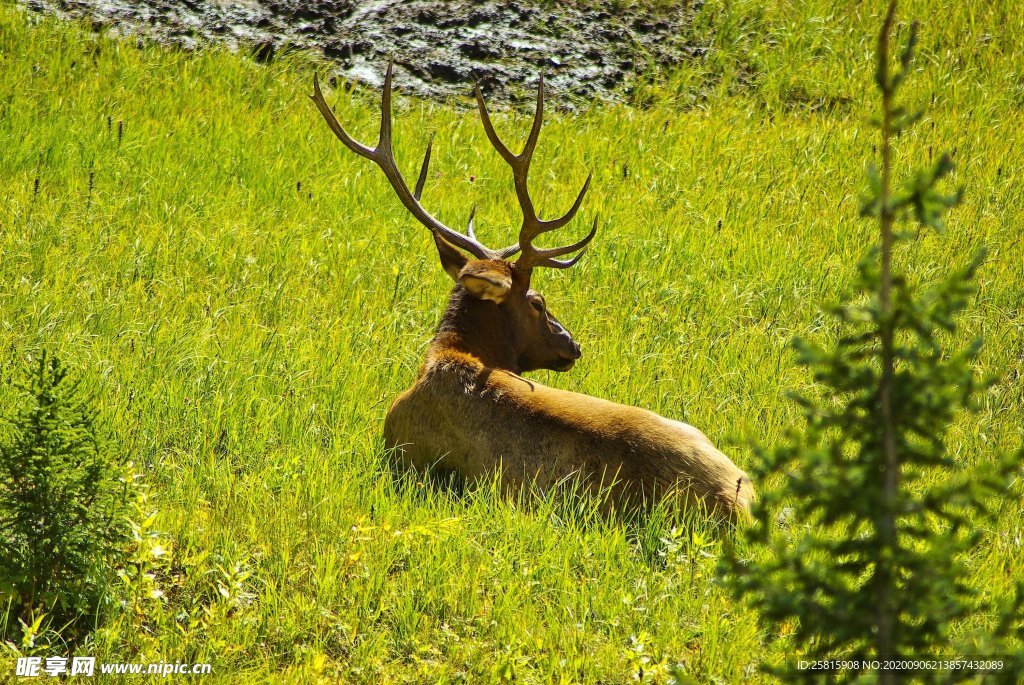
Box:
[530,299,545,313]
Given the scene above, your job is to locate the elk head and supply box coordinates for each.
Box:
[310,64,597,374]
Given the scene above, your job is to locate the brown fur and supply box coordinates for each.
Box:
[384,259,755,520]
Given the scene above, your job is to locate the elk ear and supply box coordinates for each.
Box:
[433,232,469,281]
[459,263,512,304]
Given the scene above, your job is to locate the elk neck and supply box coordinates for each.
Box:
[428,285,522,373]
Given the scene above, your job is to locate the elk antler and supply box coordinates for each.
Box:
[311,65,596,271]
[474,76,597,270]
[310,64,515,261]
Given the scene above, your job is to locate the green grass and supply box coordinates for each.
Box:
[1,1,1022,682]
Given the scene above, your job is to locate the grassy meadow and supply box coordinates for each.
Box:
[1,0,1023,681]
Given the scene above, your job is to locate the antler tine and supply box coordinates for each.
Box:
[536,171,592,233]
[311,66,499,261]
[531,215,598,262]
[496,244,522,260]
[473,77,596,272]
[464,206,525,259]
[522,74,545,164]
[311,73,374,158]
[474,80,541,232]
[474,83,517,165]
[465,205,477,240]
[379,61,394,148]
[413,132,434,201]
[539,250,588,269]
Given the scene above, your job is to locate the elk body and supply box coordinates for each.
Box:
[311,66,754,519]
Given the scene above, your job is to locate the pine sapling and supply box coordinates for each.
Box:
[721,2,1024,682]
[0,352,133,644]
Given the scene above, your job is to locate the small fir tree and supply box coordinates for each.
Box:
[722,2,1023,682]
[0,351,132,642]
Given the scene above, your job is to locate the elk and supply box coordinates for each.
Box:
[310,65,754,520]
